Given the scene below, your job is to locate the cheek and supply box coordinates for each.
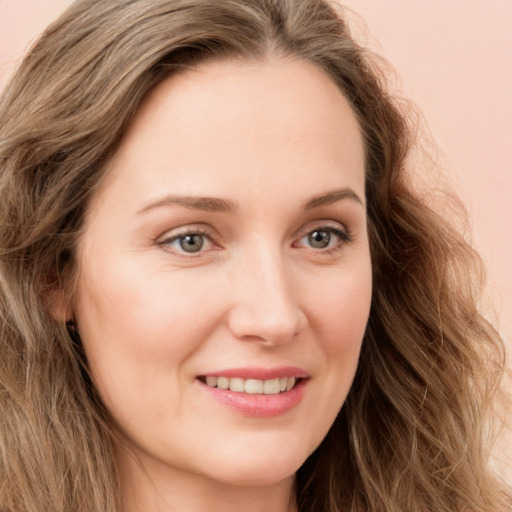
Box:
[289,261,371,452]
[73,260,209,398]
[310,262,372,354]
[76,254,211,342]
[73,269,226,442]
[309,260,372,408]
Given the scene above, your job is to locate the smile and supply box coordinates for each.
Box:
[196,367,309,416]
[199,376,298,395]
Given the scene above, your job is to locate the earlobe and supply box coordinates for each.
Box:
[40,274,74,323]
[47,292,73,323]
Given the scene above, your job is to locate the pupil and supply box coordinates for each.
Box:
[309,230,330,248]
[180,234,204,253]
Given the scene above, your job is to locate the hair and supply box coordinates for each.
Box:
[0,0,509,511]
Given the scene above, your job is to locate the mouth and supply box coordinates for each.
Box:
[196,368,309,417]
[197,375,302,395]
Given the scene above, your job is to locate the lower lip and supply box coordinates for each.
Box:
[198,379,308,418]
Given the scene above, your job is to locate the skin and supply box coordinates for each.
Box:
[67,57,372,512]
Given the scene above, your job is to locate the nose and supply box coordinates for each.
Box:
[226,248,308,346]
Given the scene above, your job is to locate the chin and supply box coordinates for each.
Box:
[202,445,309,488]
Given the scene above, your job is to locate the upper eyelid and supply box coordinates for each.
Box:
[294,220,349,239]
[157,224,214,243]
[295,226,350,246]
[157,228,217,257]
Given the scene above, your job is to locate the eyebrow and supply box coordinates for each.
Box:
[137,195,237,215]
[137,187,363,215]
[303,187,364,209]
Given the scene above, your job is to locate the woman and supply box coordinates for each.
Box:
[0,0,509,511]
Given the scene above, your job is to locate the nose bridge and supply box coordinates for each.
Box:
[227,241,306,344]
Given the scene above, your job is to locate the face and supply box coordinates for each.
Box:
[71,57,372,491]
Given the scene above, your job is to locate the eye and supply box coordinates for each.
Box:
[296,225,351,252]
[307,229,333,249]
[160,229,214,254]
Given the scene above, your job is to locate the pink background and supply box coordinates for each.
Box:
[1,0,511,475]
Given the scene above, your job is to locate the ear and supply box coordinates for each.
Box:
[40,273,74,323]
[47,291,73,323]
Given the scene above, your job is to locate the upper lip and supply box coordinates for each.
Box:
[198,366,309,380]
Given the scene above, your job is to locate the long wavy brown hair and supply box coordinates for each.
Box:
[0,0,509,511]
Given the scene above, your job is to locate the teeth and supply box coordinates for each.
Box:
[229,378,245,392]
[205,376,218,387]
[263,378,280,395]
[217,376,229,390]
[245,379,264,394]
[203,376,297,395]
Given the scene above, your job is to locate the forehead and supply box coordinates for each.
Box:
[93,57,366,214]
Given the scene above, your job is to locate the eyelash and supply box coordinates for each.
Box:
[294,225,353,254]
[159,227,214,256]
[158,224,353,256]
